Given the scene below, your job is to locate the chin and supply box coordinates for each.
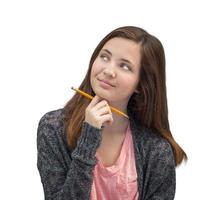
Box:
[94,88,111,100]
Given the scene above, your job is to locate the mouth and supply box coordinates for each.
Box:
[97,78,115,87]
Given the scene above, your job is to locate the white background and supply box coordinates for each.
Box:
[0,0,220,199]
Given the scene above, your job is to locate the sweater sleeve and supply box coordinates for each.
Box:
[37,115,102,200]
[145,139,176,200]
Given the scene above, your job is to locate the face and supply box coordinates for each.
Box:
[90,37,141,109]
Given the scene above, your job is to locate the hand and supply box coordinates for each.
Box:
[84,95,113,129]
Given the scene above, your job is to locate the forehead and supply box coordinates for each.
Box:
[101,37,141,66]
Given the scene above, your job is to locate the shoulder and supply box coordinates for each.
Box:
[129,112,173,156]
[37,109,72,166]
[38,108,64,128]
[133,126,174,163]
[147,128,173,154]
[37,108,65,138]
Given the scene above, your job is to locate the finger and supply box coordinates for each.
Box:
[99,108,113,128]
[107,105,112,115]
[89,95,102,107]
[96,105,111,116]
[93,100,109,110]
[106,115,114,126]
[100,113,113,124]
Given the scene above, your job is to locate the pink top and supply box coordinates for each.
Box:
[90,123,139,200]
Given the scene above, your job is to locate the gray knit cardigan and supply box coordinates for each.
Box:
[37,108,176,200]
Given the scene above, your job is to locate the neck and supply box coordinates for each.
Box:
[101,98,131,134]
[102,111,129,135]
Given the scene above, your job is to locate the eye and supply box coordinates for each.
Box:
[120,63,131,71]
[100,54,109,62]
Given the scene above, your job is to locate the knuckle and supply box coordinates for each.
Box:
[102,100,108,104]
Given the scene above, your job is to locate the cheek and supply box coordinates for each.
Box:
[91,59,102,76]
[118,75,138,89]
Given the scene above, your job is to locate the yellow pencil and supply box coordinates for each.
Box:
[71,87,129,119]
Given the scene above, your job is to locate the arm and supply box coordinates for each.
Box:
[145,140,176,200]
[37,116,101,200]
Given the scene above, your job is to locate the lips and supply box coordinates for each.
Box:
[98,78,115,87]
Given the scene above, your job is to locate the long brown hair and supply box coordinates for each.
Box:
[63,26,187,166]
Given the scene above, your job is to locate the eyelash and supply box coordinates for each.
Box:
[99,54,131,71]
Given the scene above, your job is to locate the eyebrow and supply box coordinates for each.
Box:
[101,49,134,66]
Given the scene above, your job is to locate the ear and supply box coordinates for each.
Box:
[134,89,140,94]
[134,83,141,94]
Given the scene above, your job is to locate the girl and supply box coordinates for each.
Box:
[37,26,187,200]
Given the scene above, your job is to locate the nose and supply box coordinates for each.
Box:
[103,64,116,78]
